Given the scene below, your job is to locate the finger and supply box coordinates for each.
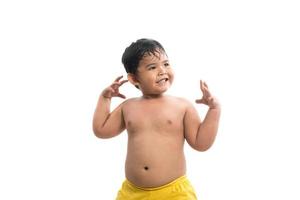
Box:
[112,80,126,87]
[203,86,212,97]
[114,75,124,82]
[201,81,209,98]
[111,82,121,90]
[203,81,213,96]
[200,80,205,93]
[112,80,129,89]
[112,82,122,87]
[201,80,208,90]
[117,93,126,99]
[195,98,205,104]
[203,81,208,89]
[120,80,129,86]
[200,81,210,96]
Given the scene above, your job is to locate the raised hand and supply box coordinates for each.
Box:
[195,80,220,109]
[102,75,128,99]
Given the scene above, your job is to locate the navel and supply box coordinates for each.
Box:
[144,166,149,170]
[167,120,172,125]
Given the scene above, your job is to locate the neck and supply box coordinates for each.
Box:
[142,93,165,99]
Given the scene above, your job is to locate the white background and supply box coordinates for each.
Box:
[1,0,300,199]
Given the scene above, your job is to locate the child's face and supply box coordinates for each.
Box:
[134,51,174,96]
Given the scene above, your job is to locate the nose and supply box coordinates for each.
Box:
[158,65,167,75]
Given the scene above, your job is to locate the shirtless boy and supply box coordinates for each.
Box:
[93,38,221,200]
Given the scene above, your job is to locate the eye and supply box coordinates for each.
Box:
[164,63,170,67]
[148,66,156,70]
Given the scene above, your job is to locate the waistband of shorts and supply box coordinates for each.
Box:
[125,175,188,191]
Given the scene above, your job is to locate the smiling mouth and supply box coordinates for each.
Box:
[156,78,169,83]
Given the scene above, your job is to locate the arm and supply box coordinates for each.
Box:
[194,105,220,151]
[92,75,128,138]
[184,80,221,151]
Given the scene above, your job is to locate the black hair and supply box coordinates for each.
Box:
[121,38,166,75]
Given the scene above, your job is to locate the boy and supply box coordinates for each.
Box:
[93,39,221,200]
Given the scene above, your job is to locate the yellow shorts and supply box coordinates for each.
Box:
[116,175,197,200]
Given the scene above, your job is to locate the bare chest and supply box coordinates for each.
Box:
[123,101,185,134]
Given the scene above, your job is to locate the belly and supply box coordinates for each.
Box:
[125,133,186,188]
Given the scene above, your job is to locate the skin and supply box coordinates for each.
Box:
[93,51,221,188]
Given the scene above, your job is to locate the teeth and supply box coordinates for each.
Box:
[157,79,168,86]
[158,78,167,83]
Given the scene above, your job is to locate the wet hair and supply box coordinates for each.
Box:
[121,38,166,75]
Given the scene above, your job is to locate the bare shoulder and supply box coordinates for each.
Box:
[121,97,140,108]
[122,97,140,104]
[168,96,193,109]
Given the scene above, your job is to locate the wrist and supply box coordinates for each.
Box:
[209,102,221,110]
[100,92,112,100]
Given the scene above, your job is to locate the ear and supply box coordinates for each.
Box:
[127,73,140,89]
